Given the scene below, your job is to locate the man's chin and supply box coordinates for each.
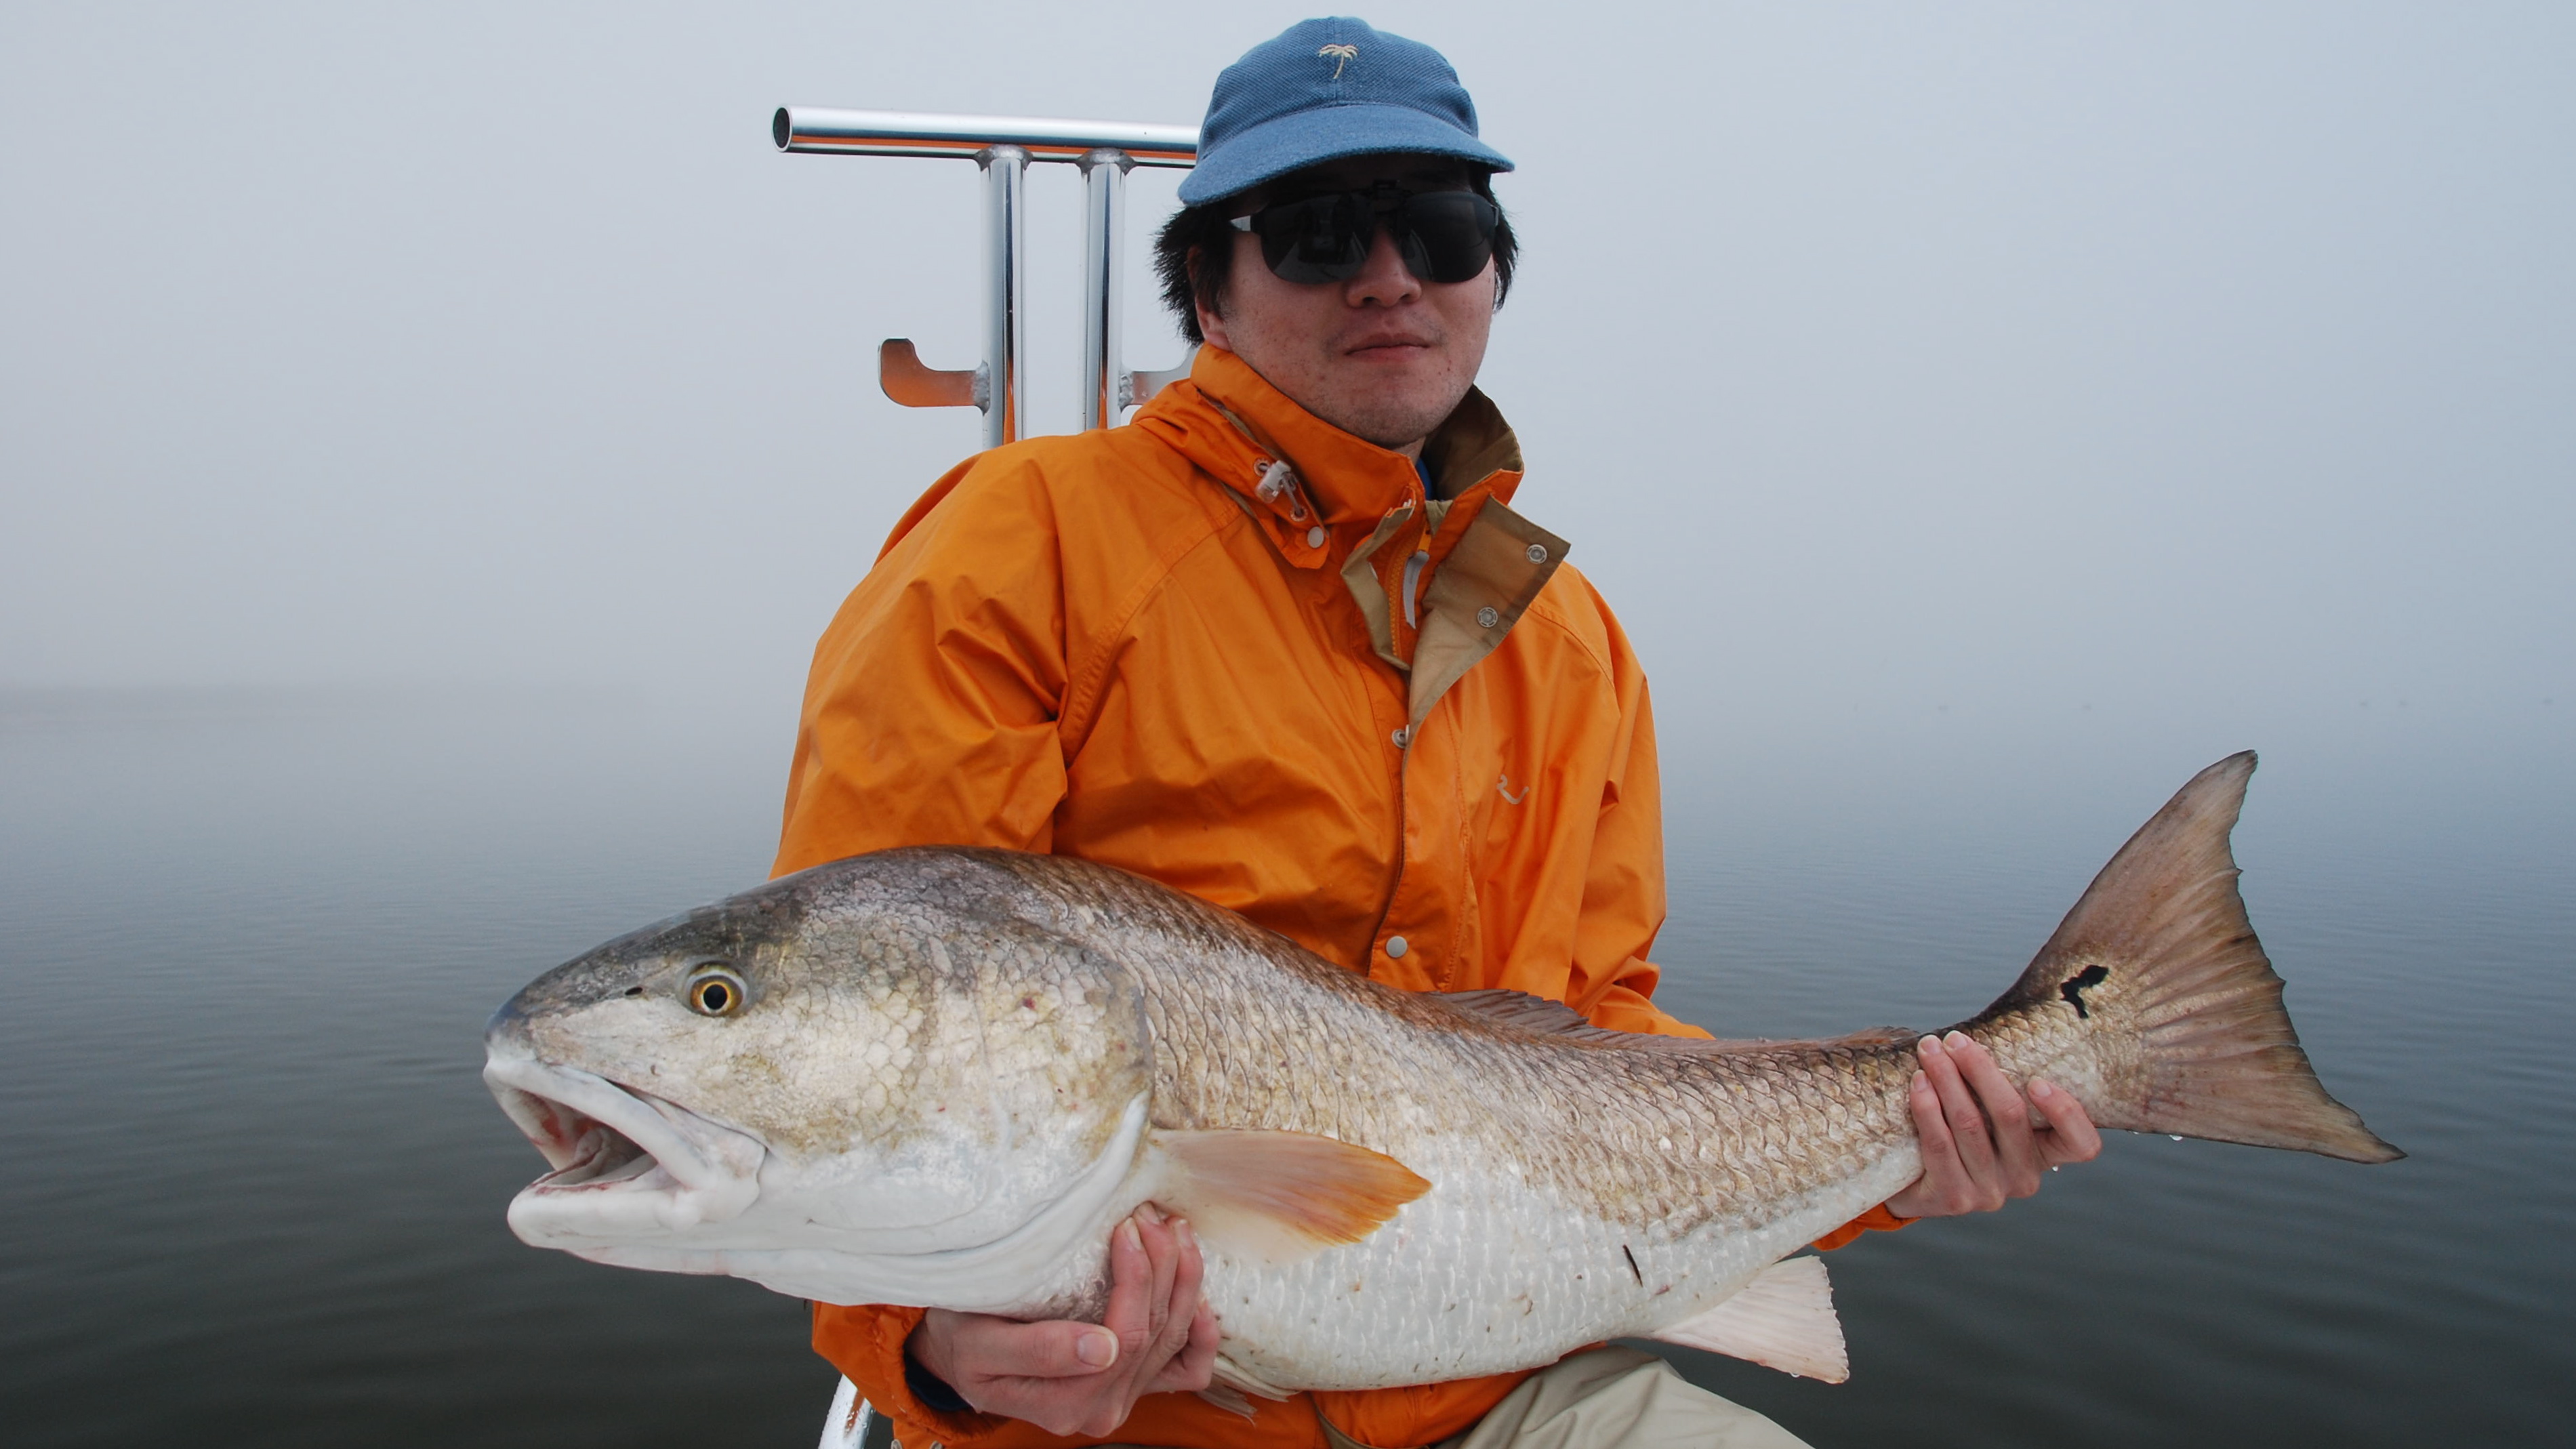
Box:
[1311,382,1471,453]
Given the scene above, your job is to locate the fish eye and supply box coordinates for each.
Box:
[685,964,748,1017]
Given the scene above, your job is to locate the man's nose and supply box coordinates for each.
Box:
[1342,224,1423,306]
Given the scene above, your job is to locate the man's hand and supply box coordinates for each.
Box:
[906,1204,1219,1437]
[1885,1030,2104,1217]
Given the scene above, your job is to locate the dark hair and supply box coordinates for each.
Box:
[1153,171,1517,345]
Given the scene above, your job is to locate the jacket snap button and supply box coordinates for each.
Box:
[1476,606,1500,629]
[1390,727,1410,748]
[1525,544,1549,563]
[1384,936,1409,958]
[1306,525,1326,548]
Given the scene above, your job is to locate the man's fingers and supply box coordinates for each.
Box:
[1946,1032,2041,1195]
[1146,1301,1222,1395]
[1919,1036,2001,1181]
[1919,1035,2007,1211]
[947,1315,1122,1381]
[1883,1069,1963,1217]
[1120,1213,1204,1394]
[1153,1218,1208,1362]
[1127,1207,1185,1356]
[2030,1078,2104,1164]
[1888,1048,2098,1220]
[1097,1212,1152,1349]
[918,1206,1221,1440]
[1166,1217,1205,1322]
[1906,1067,1957,1169]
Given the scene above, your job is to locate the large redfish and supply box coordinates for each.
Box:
[484,753,2397,1396]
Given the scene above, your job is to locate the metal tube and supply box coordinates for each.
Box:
[777,108,1195,445]
[1079,150,1130,431]
[981,146,1028,449]
[776,108,1196,167]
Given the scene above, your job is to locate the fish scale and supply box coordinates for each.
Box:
[485,753,2398,1395]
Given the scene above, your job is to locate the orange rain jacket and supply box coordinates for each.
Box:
[773,346,1902,1449]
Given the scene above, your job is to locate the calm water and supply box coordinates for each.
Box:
[1,689,2568,1446]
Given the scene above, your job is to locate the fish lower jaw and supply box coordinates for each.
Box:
[484,1057,763,1244]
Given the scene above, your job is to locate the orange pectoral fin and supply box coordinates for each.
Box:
[1144,1129,1431,1265]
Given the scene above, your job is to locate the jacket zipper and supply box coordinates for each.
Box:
[1365,718,1411,982]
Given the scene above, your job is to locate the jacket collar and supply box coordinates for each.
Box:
[1133,345,1566,729]
[1137,346,1526,520]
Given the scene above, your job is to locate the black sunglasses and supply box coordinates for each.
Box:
[1228,184,1501,286]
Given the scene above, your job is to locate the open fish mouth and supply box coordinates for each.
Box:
[484,1057,764,1243]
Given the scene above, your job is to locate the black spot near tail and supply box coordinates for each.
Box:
[2060,964,2110,1019]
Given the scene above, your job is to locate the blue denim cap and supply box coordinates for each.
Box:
[1177,18,1513,207]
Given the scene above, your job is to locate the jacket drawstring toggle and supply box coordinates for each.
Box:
[1254,459,1310,521]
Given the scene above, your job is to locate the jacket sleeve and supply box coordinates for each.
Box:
[1553,594,1704,1042]
[1563,675,1704,1041]
[775,455,1074,874]
[1812,1204,1914,1250]
[777,455,1076,1447]
[810,1303,1007,1449]
[1562,603,1911,1251]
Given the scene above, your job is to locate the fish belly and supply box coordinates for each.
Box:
[1191,1140,1923,1392]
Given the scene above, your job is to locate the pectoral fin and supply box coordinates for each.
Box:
[1647,1255,1849,1383]
[1143,1129,1429,1265]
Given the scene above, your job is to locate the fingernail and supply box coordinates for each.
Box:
[1119,1221,1141,1252]
[1175,1218,1196,1249]
[1918,1035,1944,1055]
[1913,1070,1929,1090]
[1078,1330,1118,1367]
[1945,1030,1973,1049]
[2030,1079,2056,1099]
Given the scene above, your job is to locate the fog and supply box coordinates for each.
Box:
[4,2,2569,808]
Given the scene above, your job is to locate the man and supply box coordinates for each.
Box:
[773,18,2100,1448]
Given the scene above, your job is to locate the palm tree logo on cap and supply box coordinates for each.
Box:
[1317,43,1358,79]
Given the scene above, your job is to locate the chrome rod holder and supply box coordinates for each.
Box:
[775,107,1197,166]
[1128,352,1196,409]
[777,107,1199,438]
[1078,150,1128,432]
[981,145,1028,447]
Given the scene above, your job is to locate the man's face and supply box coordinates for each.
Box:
[1195,156,1496,455]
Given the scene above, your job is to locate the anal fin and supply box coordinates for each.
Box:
[1646,1255,1849,1383]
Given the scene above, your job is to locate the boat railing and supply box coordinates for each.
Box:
[774,107,1202,446]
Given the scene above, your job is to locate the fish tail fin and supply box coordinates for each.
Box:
[1974,752,2402,1164]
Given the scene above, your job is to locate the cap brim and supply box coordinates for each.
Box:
[1177,102,1513,206]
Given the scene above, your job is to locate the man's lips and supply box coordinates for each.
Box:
[1343,333,1437,357]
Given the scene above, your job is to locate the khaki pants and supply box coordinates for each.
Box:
[1381,1348,1812,1449]
[1100,1348,1814,1449]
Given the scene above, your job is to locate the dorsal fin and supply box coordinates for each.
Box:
[1433,989,1915,1058]
[1434,988,1595,1035]
[1828,1025,1921,1048]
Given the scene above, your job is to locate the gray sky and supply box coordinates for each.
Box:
[3,2,2569,788]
